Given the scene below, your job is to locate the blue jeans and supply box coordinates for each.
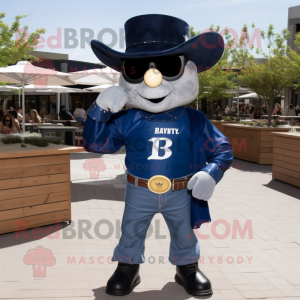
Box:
[75,117,85,125]
[112,179,200,265]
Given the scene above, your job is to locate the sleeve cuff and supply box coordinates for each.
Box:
[202,163,224,184]
[87,101,111,122]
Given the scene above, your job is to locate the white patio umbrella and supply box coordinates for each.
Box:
[0,85,21,106]
[0,61,75,132]
[69,67,120,86]
[25,85,83,119]
[233,92,260,100]
[85,83,118,92]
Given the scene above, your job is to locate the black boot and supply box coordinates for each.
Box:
[106,262,140,296]
[175,262,212,296]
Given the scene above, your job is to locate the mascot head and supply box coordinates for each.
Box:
[91,14,224,113]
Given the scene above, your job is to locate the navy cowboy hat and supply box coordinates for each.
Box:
[91,14,224,73]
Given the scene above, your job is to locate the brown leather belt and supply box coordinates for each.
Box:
[127,173,192,192]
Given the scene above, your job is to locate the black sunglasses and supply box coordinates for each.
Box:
[5,119,10,122]
[121,55,187,84]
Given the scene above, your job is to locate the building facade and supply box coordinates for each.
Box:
[286,5,300,110]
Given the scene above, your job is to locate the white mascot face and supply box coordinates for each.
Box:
[119,60,199,113]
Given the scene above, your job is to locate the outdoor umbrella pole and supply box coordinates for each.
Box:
[57,93,60,120]
[19,89,20,107]
[22,81,25,133]
[237,87,240,116]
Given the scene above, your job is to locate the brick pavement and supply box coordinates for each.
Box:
[0,151,300,300]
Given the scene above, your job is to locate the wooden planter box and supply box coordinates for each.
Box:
[222,124,295,164]
[0,146,84,235]
[210,121,238,134]
[272,132,300,188]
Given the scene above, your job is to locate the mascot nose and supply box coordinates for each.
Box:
[144,68,163,88]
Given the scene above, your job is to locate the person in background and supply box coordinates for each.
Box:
[30,109,42,123]
[244,105,250,115]
[253,106,261,119]
[230,103,237,115]
[73,102,86,124]
[0,115,15,134]
[0,109,3,125]
[9,110,22,133]
[239,103,244,114]
[286,104,296,116]
[224,105,230,115]
[50,104,56,119]
[250,105,255,119]
[295,105,300,116]
[60,107,73,120]
[262,104,268,115]
[9,107,14,112]
[17,107,23,122]
[272,103,283,116]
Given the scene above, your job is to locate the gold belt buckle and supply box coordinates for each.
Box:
[148,175,172,194]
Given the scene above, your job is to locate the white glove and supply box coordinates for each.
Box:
[187,171,216,201]
[96,86,128,113]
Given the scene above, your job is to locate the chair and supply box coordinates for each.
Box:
[75,128,84,146]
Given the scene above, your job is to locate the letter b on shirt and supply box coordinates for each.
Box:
[148,138,172,160]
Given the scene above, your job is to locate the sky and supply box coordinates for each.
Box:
[2,0,300,64]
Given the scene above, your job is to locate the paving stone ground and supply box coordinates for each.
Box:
[0,150,300,300]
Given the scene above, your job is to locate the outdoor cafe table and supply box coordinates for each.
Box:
[262,115,280,119]
[21,123,62,133]
[36,126,77,146]
[52,120,78,127]
[279,116,300,120]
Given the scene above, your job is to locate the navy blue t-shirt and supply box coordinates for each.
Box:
[124,107,193,179]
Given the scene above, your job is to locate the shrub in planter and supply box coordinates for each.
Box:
[48,139,63,145]
[1,136,22,144]
[225,116,236,121]
[214,116,223,120]
[254,121,268,127]
[24,137,49,147]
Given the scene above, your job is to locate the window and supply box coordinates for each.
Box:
[39,95,49,116]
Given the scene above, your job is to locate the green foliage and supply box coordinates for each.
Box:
[24,137,49,147]
[48,139,63,145]
[225,116,236,121]
[224,24,256,69]
[272,119,280,127]
[1,136,22,144]
[254,121,268,127]
[0,13,46,67]
[196,34,236,114]
[234,24,299,126]
[1,136,62,147]
[239,121,268,127]
[190,26,201,38]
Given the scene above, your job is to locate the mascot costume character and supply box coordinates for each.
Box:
[84,14,233,297]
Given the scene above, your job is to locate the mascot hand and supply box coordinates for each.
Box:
[96,86,128,113]
[187,171,216,201]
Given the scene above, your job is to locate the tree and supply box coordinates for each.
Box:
[238,25,299,126]
[197,64,235,116]
[0,12,46,67]
[190,26,201,38]
[193,25,236,115]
